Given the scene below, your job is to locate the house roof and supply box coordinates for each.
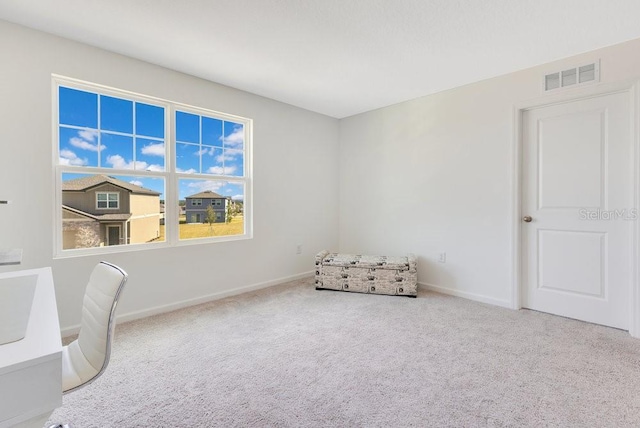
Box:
[185,190,228,199]
[62,174,160,196]
[62,205,132,222]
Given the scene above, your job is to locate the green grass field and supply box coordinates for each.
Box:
[159,216,244,240]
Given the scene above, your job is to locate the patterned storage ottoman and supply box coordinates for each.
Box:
[315,251,417,297]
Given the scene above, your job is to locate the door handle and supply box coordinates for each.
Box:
[523,216,533,223]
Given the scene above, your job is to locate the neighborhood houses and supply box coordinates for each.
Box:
[62,175,161,249]
[62,175,243,248]
[185,190,234,223]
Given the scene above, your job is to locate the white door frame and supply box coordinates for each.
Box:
[510,80,640,337]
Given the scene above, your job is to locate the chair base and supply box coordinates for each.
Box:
[48,424,70,428]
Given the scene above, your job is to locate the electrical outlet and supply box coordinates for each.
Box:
[438,252,446,263]
[296,244,303,255]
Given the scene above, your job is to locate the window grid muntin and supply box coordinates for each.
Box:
[58,86,166,172]
[175,109,245,177]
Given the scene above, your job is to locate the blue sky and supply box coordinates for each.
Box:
[175,111,244,176]
[59,87,245,201]
[58,87,166,171]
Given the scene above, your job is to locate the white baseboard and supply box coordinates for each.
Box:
[61,270,314,338]
[419,282,512,309]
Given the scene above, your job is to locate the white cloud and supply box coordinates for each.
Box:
[70,137,100,152]
[232,194,244,201]
[106,155,135,170]
[207,166,237,175]
[215,154,231,163]
[222,126,244,148]
[176,167,197,174]
[78,129,98,142]
[129,180,144,187]
[141,142,165,157]
[196,147,216,156]
[186,180,224,193]
[59,149,88,166]
[215,149,242,163]
[106,155,163,172]
[146,164,165,172]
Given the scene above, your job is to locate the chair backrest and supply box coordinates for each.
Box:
[69,261,127,392]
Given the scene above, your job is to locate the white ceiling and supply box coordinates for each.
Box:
[2,1,640,118]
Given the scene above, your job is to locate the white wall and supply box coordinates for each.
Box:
[4,20,640,334]
[0,20,339,333]
[339,38,640,307]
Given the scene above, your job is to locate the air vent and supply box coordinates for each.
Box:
[544,61,599,92]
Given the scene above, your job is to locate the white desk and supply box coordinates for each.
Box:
[0,268,62,428]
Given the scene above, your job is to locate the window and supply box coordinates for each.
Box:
[58,86,165,170]
[175,111,244,176]
[54,76,252,256]
[96,192,119,209]
[175,108,246,240]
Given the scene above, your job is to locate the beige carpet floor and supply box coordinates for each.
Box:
[47,277,640,427]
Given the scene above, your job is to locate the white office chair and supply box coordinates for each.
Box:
[49,261,128,428]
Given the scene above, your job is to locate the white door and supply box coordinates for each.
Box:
[522,91,633,330]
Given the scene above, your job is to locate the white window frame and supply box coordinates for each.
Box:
[53,75,253,258]
[96,192,119,209]
[192,199,202,206]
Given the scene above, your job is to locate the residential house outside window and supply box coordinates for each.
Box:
[54,76,252,256]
